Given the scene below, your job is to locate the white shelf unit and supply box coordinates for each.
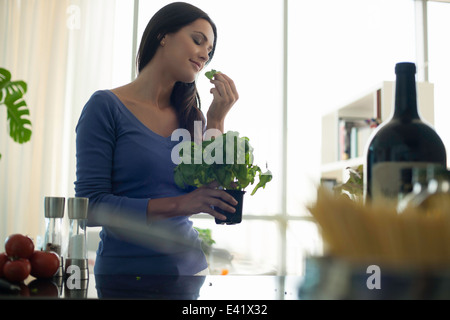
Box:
[321,81,434,183]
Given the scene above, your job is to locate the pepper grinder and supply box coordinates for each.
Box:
[65,197,89,282]
[44,196,65,277]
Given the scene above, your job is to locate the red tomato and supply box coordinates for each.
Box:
[30,251,60,278]
[3,258,31,282]
[5,234,35,259]
[0,252,9,278]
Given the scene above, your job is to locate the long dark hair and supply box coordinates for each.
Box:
[136,2,217,138]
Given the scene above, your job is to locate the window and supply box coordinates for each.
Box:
[287,0,416,213]
[135,0,426,275]
[285,0,416,274]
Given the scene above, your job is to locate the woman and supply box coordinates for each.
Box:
[75,2,239,275]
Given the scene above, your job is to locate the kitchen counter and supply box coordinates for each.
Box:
[3,256,450,300]
[0,274,302,300]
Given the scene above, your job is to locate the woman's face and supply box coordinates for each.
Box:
[161,18,215,83]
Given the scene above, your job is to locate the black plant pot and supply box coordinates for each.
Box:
[215,189,245,225]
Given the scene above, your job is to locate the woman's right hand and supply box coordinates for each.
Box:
[176,185,238,221]
[146,183,238,222]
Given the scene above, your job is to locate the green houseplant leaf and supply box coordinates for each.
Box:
[0,68,32,158]
[333,164,363,201]
[194,227,216,254]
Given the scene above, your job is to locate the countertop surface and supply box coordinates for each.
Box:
[0,274,304,300]
[4,256,450,300]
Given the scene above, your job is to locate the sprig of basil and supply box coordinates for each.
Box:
[205,69,220,80]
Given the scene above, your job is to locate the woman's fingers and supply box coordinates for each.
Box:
[211,75,231,97]
[204,200,234,221]
[194,187,238,220]
[217,189,238,206]
[217,73,239,99]
[210,194,237,213]
[207,74,238,127]
[202,202,228,221]
[210,73,238,102]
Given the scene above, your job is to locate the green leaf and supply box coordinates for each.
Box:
[251,169,273,195]
[194,227,216,246]
[334,165,363,198]
[205,69,220,80]
[0,68,32,144]
[173,166,186,189]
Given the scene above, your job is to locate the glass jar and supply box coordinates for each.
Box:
[417,166,450,212]
[397,164,450,213]
[44,196,65,277]
[65,197,89,281]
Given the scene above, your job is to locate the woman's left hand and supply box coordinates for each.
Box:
[206,73,239,132]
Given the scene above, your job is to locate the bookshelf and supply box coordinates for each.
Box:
[321,81,434,184]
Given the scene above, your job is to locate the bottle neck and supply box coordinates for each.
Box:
[393,72,419,120]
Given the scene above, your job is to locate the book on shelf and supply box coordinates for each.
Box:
[338,117,379,161]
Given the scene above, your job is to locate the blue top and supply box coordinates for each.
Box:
[74,90,207,275]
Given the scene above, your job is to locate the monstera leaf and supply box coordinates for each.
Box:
[0,68,32,159]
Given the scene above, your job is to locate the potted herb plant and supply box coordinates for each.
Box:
[174,131,272,224]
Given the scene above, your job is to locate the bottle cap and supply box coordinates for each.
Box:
[67,197,89,220]
[395,62,416,74]
[44,197,65,218]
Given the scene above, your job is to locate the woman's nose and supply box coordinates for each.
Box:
[199,48,209,63]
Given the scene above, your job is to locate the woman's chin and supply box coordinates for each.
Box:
[177,69,198,84]
[182,75,197,84]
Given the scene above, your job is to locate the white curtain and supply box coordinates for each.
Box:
[0,0,125,245]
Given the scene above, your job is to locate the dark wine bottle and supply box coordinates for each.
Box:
[364,62,447,203]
